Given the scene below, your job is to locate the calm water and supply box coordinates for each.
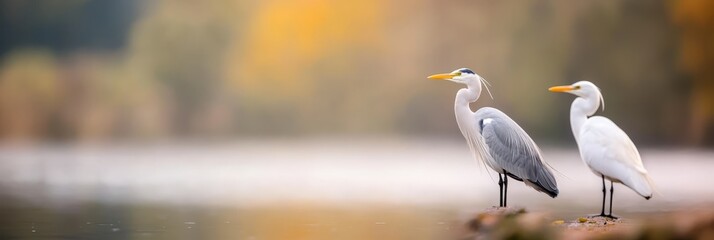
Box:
[0,139,712,239]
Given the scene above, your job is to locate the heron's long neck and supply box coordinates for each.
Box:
[454,86,481,119]
[453,83,495,168]
[570,97,600,141]
[454,86,480,135]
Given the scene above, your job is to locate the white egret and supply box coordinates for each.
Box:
[549,81,653,218]
[428,68,558,207]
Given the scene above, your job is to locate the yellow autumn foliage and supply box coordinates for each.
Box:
[225,0,384,105]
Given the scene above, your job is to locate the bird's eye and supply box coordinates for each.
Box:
[574,85,581,90]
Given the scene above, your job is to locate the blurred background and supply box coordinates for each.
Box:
[0,0,713,239]
[1,0,712,145]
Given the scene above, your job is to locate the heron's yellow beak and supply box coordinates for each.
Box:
[427,73,457,80]
[548,85,574,92]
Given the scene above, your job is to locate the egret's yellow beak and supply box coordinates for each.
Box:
[427,73,457,80]
[548,85,574,92]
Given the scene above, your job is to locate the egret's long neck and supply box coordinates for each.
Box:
[570,96,600,141]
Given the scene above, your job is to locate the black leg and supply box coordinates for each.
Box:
[498,174,504,207]
[504,172,509,207]
[608,181,614,217]
[600,175,606,216]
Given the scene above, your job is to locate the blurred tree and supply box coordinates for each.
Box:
[62,54,171,141]
[126,0,241,137]
[224,0,387,135]
[0,50,63,141]
[671,0,714,145]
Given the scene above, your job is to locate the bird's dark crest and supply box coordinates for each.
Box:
[459,68,475,74]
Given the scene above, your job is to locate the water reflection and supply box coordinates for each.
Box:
[0,201,462,240]
[0,139,713,239]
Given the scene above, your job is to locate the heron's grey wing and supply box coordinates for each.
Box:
[475,107,559,198]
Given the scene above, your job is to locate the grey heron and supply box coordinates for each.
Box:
[549,81,653,218]
[428,68,559,207]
